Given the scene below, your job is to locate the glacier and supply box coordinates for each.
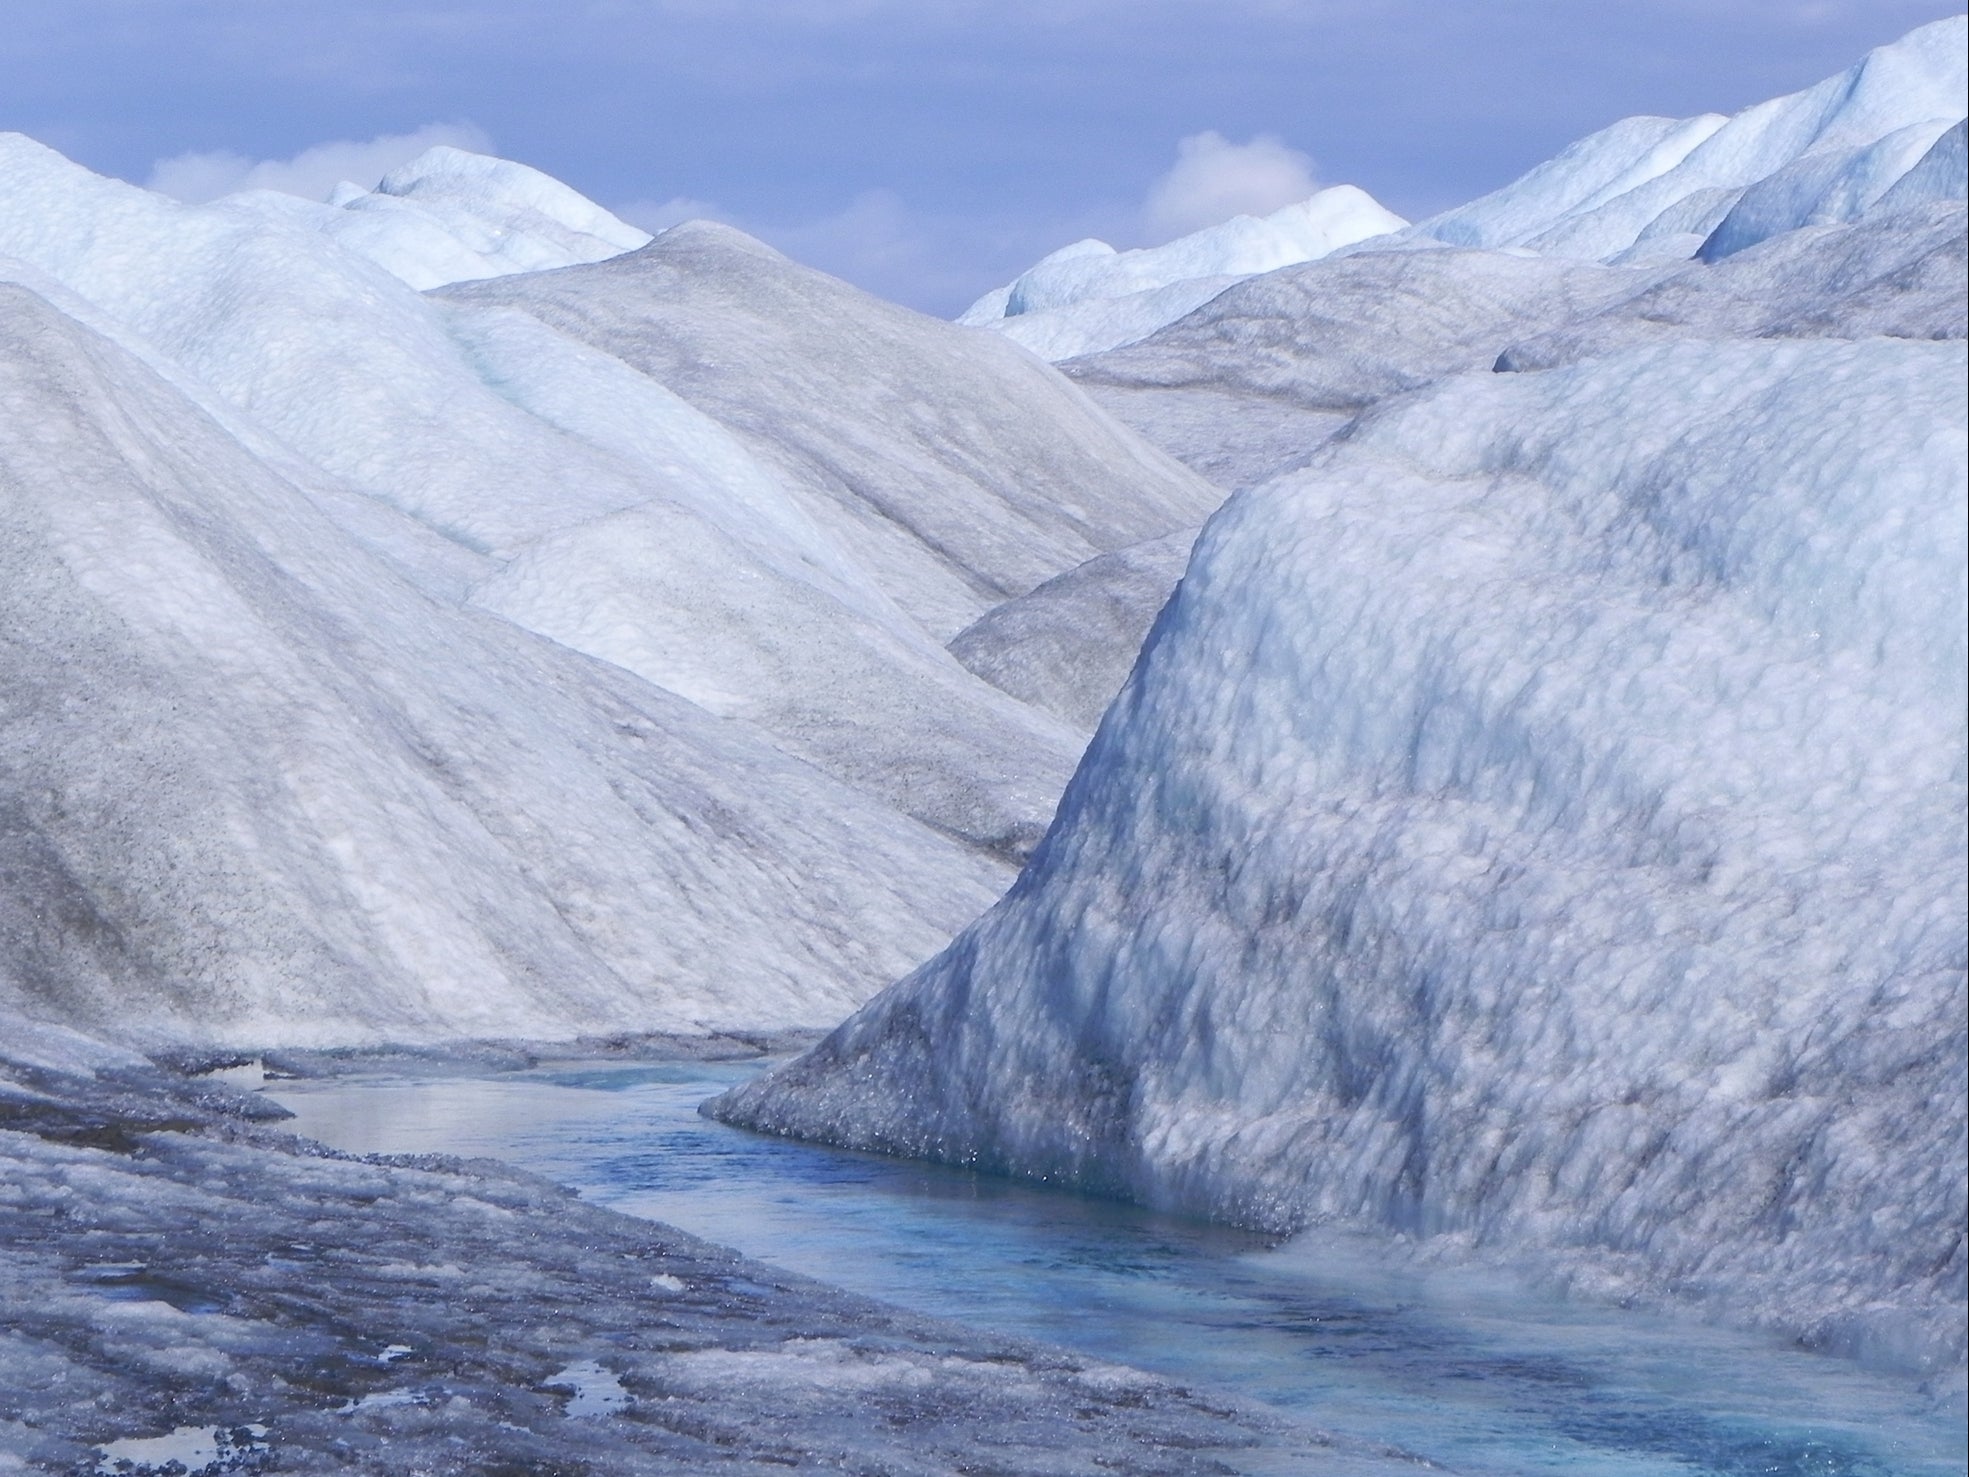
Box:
[0,11,1964,1464]
[0,134,1216,1047]
[712,22,1969,1384]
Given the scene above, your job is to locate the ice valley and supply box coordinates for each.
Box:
[0,14,1964,1474]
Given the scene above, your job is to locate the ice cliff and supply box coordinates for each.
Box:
[713,21,1969,1378]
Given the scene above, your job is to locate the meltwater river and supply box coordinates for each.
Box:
[269,1056,1963,1477]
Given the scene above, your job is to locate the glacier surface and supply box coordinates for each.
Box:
[0,1020,1368,1475]
[0,136,1218,1046]
[714,30,1969,1373]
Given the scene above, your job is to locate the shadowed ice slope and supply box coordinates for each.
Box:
[0,274,1016,1048]
[713,330,1969,1378]
[443,222,1219,639]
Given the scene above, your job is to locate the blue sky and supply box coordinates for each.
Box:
[4,1,1958,313]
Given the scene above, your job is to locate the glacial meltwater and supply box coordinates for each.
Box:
[268,1057,1964,1477]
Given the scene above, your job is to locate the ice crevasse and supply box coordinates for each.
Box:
[713,333,1969,1379]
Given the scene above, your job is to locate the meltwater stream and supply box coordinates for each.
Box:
[269,1057,1963,1477]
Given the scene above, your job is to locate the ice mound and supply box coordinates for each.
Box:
[958,186,1407,360]
[947,532,1198,736]
[241,143,653,290]
[0,279,1006,1047]
[965,16,1964,367]
[0,137,1217,874]
[1410,15,1966,262]
[713,334,1968,1374]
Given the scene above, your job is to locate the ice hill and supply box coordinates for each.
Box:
[714,26,1969,1377]
[958,186,1407,360]
[0,136,1215,1047]
[1411,15,1967,263]
[236,143,654,289]
[964,15,1965,362]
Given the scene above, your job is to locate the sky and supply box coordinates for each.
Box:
[3,1,1959,315]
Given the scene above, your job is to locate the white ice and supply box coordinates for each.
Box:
[958,186,1406,359]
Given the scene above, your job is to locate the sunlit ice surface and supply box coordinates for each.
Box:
[271,1057,1964,1477]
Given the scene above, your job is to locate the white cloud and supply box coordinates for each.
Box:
[1140,131,1319,242]
[145,121,493,204]
[611,195,731,233]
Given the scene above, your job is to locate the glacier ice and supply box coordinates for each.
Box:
[0,1019,1365,1475]
[713,329,1968,1375]
[962,15,1965,366]
[234,143,654,291]
[0,278,1011,1046]
[0,132,1223,1044]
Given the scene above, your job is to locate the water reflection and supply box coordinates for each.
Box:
[271,1059,1963,1477]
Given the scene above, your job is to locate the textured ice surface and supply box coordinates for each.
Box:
[958,186,1407,359]
[948,532,1199,736]
[0,1026,1361,1475]
[442,221,1219,638]
[1498,199,1967,370]
[714,334,1969,1379]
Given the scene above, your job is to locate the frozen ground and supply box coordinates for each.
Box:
[0,1023,1383,1475]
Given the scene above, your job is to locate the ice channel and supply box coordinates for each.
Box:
[269,1057,1963,1477]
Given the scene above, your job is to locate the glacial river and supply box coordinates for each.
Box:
[269,1056,1964,1477]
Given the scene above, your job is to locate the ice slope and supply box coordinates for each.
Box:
[232,144,653,290]
[1409,15,1966,262]
[444,221,1220,638]
[0,136,1197,857]
[0,277,1008,1048]
[713,334,1969,1375]
[948,532,1198,736]
[957,186,1407,360]
[1499,198,1968,370]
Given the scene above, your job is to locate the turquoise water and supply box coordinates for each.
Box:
[272,1058,1965,1477]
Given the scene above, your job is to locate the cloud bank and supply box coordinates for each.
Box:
[1141,131,1319,241]
[147,122,493,204]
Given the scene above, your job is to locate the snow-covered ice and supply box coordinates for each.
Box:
[1406,15,1965,262]
[959,186,1407,359]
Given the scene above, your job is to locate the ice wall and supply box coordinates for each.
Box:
[714,332,1968,1375]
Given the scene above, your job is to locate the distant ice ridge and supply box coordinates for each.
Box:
[714,333,1969,1377]
[957,186,1407,360]
[968,16,1965,362]
[233,144,653,290]
[0,134,1214,1046]
[1406,14,1965,263]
